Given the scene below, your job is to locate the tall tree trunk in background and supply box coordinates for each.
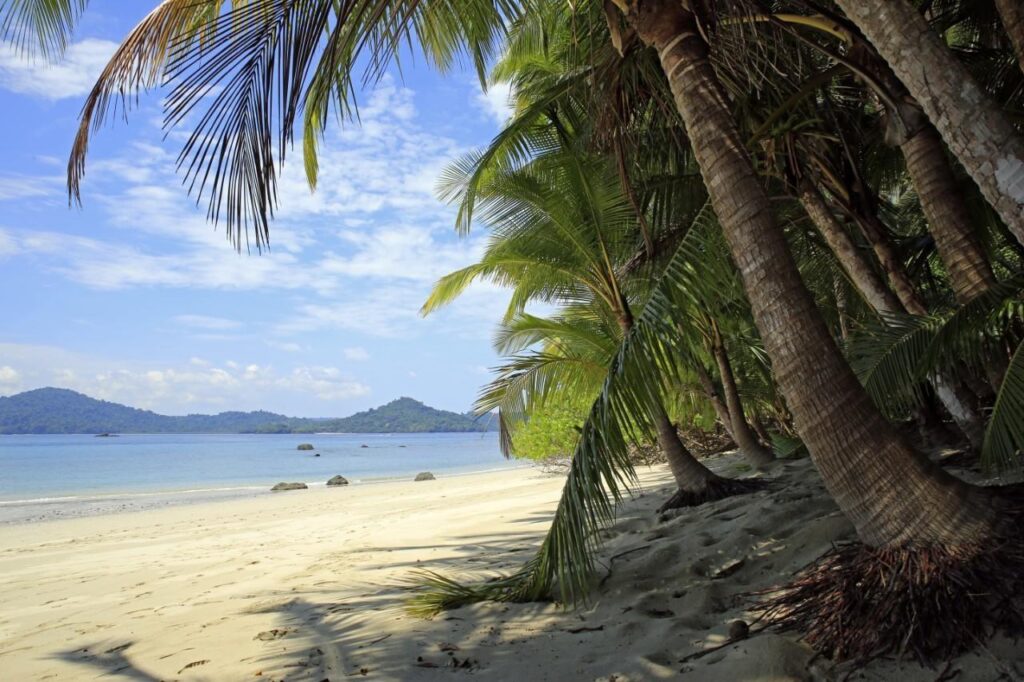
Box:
[694,363,736,441]
[901,126,997,303]
[710,332,775,468]
[614,312,733,502]
[798,180,904,314]
[804,179,987,447]
[628,0,998,547]
[835,0,1024,246]
[995,0,1024,77]
[846,207,927,315]
[901,126,1010,389]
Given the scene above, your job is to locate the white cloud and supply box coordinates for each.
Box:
[174,314,242,331]
[0,39,117,99]
[3,76,511,359]
[0,173,60,201]
[0,343,370,413]
[474,81,514,124]
[343,346,369,361]
[266,340,303,353]
[0,365,20,393]
[0,228,18,257]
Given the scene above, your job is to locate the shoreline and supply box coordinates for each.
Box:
[1,455,1020,680]
[0,461,534,526]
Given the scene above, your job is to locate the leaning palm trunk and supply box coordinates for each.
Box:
[693,363,736,442]
[798,180,903,314]
[901,126,1010,390]
[901,126,997,304]
[627,0,1018,660]
[616,312,756,508]
[801,180,987,446]
[710,337,775,469]
[627,0,999,548]
[652,406,761,511]
[834,0,1024,247]
[995,0,1024,77]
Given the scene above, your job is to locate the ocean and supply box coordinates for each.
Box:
[0,432,519,523]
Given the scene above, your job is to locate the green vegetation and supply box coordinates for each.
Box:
[11,0,1024,665]
[0,389,495,434]
[284,397,494,434]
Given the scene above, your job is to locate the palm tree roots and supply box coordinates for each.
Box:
[755,540,1024,665]
[657,477,766,512]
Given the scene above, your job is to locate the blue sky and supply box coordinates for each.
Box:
[0,4,516,417]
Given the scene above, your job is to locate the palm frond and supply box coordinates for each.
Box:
[1,0,87,57]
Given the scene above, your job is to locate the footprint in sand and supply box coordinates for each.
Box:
[254,628,290,641]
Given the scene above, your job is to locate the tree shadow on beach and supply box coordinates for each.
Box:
[53,641,162,681]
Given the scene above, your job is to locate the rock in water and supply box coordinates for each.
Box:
[414,472,435,482]
[271,482,308,491]
[360,444,369,448]
[327,475,349,487]
[297,443,314,450]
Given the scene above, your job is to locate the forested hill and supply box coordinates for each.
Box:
[282,397,495,434]
[0,389,495,434]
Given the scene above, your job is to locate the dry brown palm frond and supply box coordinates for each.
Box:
[67,0,225,209]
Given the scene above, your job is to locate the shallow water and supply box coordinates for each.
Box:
[0,432,516,523]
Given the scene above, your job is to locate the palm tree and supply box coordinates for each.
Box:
[832,0,1024,246]
[423,143,762,506]
[994,0,1024,76]
[618,0,1018,658]
[14,0,1024,660]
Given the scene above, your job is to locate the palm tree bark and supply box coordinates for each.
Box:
[798,180,904,314]
[710,334,775,469]
[653,405,720,492]
[834,0,1024,247]
[628,0,998,547]
[901,126,997,304]
[995,0,1024,77]
[615,311,728,498]
[693,363,736,442]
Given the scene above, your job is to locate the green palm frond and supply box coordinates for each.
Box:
[983,340,1024,470]
[69,0,513,249]
[0,0,87,57]
[849,272,1024,427]
[407,201,744,615]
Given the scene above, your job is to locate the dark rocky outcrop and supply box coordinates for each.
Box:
[271,482,308,491]
[327,475,349,487]
[414,472,436,482]
[297,443,314,450]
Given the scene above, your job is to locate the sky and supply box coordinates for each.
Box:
[0,3,517,417]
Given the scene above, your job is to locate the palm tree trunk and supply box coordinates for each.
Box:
[693,363,736,441]
[653,405,719,492]
[798,180,904,314]
[804,180,988,444]
[628,0,997,547]
[995,0,1024,77]
[834,0,1024,247]
[614,310,733,502]
[710,336,775,469]
[846,206,928,315]
[901,126,997,304]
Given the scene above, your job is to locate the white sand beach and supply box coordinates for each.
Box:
[1,456,1021,681]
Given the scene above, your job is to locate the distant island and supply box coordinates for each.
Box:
[0,388,496,435]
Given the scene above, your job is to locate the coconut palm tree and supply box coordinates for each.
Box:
[831,0,1024,246]
[423,140,765,505]
[615,0,1019,659]
[11,0,1024,661]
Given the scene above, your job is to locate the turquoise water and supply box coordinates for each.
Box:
[0,432,516,522]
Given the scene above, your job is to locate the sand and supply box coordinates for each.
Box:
[0,455,1021,681]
